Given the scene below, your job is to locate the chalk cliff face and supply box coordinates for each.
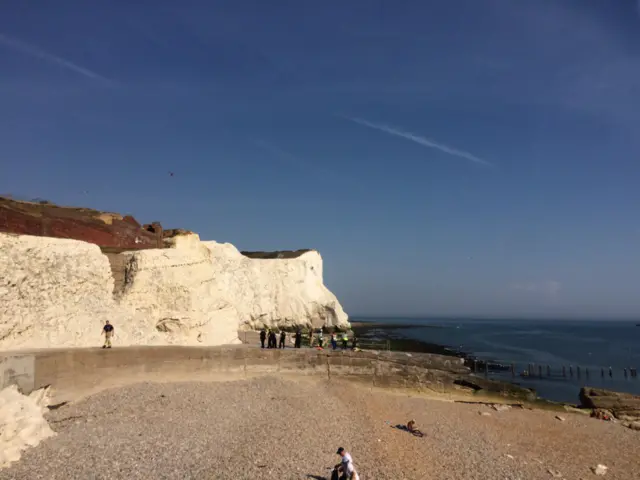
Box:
[0,233,158,350]
[201,240,347,330]
[0,232,348,351]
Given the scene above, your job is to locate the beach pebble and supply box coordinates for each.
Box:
[479,412,491,416]
[2,377,637,480]
[555,415,566,422]
[591,464,608,475]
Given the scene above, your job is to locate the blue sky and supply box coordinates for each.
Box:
[2,0,640,319]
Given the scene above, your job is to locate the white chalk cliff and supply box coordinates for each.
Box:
[0,232,348,351]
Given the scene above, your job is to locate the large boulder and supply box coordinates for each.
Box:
[579,387,640,420]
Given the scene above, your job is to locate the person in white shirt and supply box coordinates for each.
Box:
[335,447,359,480]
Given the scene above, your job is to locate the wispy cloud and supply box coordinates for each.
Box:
[340,115,494,167]
[251,138,335,177]
[250,139,312,170]
[0,33,112,84]
[511,280,562,297]
[250,139,360,192]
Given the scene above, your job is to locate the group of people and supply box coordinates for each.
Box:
[312,330,357,350]
[259,328,303,349]
[329,331,352,350]
[259,327,358,350]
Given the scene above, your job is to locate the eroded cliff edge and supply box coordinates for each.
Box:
[0,231,348,351]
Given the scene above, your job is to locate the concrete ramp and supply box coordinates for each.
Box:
[0,354,35,392]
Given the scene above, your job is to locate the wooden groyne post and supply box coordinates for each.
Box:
[525,364,639,382]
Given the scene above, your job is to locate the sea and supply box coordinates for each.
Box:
[354,317,640,404]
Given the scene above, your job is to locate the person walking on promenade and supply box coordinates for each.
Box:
[259,328,266,348]
[341,332,349,350]
[102,320,114,349]
[334,447,359,480]
[279,330,286,349]
[317,329,324,348]
[269,330,277,348]
[294,330,302,348]
[351,335,358,351]
[331,332,338,350]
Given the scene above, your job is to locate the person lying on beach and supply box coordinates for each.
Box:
[392,419,424,437]
[408,419,424,436]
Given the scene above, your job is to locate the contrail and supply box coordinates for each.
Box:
[0,33,112,83]
[341,115,494,167]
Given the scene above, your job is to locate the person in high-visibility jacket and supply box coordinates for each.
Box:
[341,333,349,350]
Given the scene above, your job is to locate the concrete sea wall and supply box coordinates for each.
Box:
[0,345,537,403]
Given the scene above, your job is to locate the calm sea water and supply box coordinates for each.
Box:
[354,317,640,403]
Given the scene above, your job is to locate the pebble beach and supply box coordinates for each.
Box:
[1,376,638,480]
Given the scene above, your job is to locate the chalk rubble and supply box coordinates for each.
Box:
[0,385,55,468]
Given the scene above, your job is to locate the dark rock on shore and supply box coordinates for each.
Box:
[455,377,537,402]
[351,323,461,357]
